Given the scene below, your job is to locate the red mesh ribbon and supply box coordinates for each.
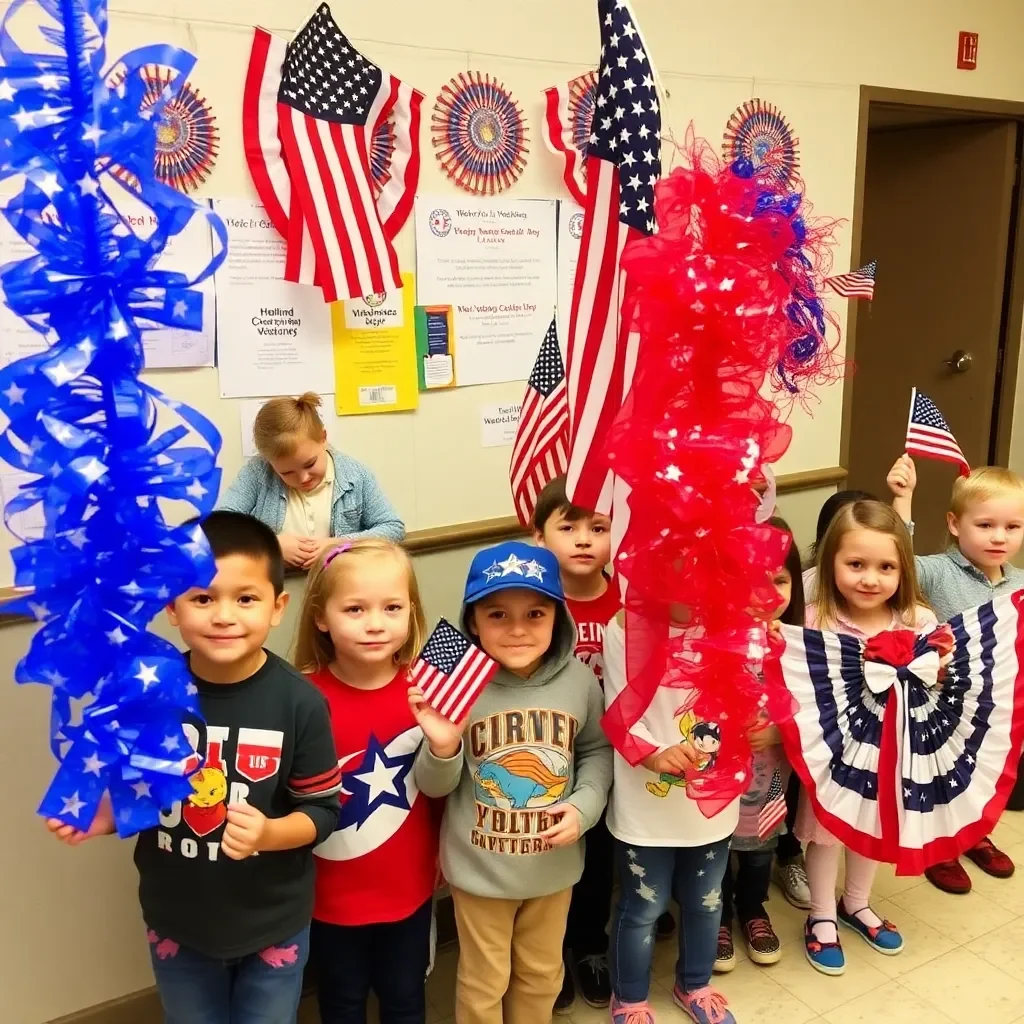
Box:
[601,139,838,817]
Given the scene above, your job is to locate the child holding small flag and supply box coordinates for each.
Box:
[410,541,612,1024]
[293,539,438,1024]
[888,451,1024,895]
[716,518,805,974]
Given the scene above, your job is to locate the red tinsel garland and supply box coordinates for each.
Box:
[601,139,840,816]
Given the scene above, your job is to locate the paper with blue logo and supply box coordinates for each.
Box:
[413,196,557,387]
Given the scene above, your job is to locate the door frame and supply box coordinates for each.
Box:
[842,86,1024,470]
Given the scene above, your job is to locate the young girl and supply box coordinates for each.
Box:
[603,612,740,1024]
[798,500,935,976]
[293,539,436,1024]
[219,393,404,569]
[717,518,805,974]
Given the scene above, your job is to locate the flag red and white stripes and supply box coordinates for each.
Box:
[905,388,970,477]
[824,260,876,300]
[542,71,598,207]
[510,318,569,527]
[757,768,788,840]
[410,620,500,724]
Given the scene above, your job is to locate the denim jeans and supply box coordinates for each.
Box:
[610,837,731,1001]
[148,925,309,1024]
[311,898,433,1024]
[721,849,774,927]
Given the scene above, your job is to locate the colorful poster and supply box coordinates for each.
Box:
[332,273,419,415]
[212,198,333,399]
[414,304,456,389]
[414,196,557,387]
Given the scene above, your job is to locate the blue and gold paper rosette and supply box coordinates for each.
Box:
[370,111,397,198]
[568,70,598,166]
[431,71,529,194]
[106,63,219,194]
[722,98,799,191]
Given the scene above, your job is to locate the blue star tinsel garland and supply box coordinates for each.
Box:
[0,0,227,836]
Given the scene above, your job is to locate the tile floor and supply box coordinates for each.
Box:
[303,811,1024,1024]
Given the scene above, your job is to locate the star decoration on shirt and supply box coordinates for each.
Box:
[338,733,414,830]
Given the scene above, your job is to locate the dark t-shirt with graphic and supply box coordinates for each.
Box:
[134,651,341,958]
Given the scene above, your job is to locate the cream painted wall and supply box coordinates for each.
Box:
[4,0,1024,1020]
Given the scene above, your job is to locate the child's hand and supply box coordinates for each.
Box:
[539,803,581,848]
[408,686,467,759]
[644,742,701,777]
[886,454,917,498]
[278,533,319,568]
[748,724,781,752]
[221,802,268,860]
[46,792,116,845]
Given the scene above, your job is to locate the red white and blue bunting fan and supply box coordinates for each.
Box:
[370,111,397,199]
[766,594,1024,875]
[106,62,219,193]
[722,98,800,191]
[543,70,598,205]
[431,71,529,194]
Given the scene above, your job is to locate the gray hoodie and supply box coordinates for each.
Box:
[415,602,612,900]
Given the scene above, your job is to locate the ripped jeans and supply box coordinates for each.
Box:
[147,925,310,1024]
[610,838,731,1001]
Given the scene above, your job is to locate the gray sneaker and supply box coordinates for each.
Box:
[774,857,812,909]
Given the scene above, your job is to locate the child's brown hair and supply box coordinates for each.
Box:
[292,539,426,673]
[532,475,600,533]
[814,500,926,629]
[253,392,326,461]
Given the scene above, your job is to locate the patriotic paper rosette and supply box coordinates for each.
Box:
[543,70,598,205]
[767,597,1024,874]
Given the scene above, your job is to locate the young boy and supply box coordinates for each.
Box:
[410,540,612,1024]
[888,455,1024,894]
[47,511,341,1024]
[533,476,674,1011]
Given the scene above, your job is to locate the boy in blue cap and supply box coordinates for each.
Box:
[410,540,612,1024]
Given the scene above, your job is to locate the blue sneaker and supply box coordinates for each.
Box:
[672,984,735,1024]
[804,917,845,976]
[838,899,904,955]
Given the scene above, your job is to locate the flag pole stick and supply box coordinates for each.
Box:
[905,388,916,454]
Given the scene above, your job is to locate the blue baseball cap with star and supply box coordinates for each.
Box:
[463,541,565,606]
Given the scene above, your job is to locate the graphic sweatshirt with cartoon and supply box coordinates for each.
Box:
[415,600,613,900]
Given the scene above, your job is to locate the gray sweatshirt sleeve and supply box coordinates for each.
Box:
[414,740,465,798]
[564,677,613,833]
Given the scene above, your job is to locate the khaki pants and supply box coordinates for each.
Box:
[451,886,572,1024]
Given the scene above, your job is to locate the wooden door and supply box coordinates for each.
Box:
[847,120,1019,554]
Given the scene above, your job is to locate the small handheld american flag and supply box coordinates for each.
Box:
[410,619,499,723]
[757,767,788,840]
[824,260,876,301]
[905,388,970,477]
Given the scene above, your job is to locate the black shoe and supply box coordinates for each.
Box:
[575,953,611,1008]
[656,911,676,940]
[554,961,575,1015]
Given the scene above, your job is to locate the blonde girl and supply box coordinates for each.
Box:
[218,393,404,568]
[294,539,438,1024]
[799,500,936,976]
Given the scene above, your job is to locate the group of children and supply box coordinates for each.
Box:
[45,392,1024,1024]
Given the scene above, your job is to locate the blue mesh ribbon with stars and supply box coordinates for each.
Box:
[0,0,226,836]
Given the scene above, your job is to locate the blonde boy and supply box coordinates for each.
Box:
[888,456,1024,893]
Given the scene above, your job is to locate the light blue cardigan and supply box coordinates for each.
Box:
[217,448,405,543]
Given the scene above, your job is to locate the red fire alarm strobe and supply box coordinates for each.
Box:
[958,31,979,70]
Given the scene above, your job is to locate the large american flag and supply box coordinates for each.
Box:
[824,260,876,300]
[905,388,970,477]
[510,318,569,527]
[564,0,660,514]
[243,4,422,303]
[410,620,499,724]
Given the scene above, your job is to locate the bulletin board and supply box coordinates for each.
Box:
[0,3,860,588]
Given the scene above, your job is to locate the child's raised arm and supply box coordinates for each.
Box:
[887,454,916,525]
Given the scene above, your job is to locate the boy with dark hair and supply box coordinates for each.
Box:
[48,510,341,1024]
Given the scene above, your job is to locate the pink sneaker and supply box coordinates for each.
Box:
[672,984,736,1024]
[610,995,656,1024]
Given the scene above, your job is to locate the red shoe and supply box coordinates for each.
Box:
[964,837,1015,879]
[924,859,972,894]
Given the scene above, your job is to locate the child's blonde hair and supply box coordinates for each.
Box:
[815,500,926,629]
[950,466,1024,518]
[253,392,326,460]
[293,539,427,673]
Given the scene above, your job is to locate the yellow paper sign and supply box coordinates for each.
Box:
[332,272,419,415]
